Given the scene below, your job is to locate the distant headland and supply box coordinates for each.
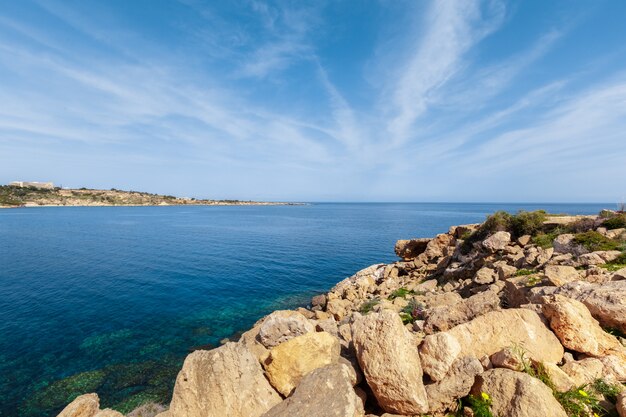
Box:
[0,182,301,208]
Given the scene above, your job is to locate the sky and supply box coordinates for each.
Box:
[1,0,625,202]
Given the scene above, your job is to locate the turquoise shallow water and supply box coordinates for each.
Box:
[0,203,610,416]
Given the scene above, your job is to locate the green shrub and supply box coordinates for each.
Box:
[388,287,415,300]
[463,393,494,417]
[510,210,547,237]
[591,378,622,403]
[399,299,424,324]
[602,214,626,230]
[515,269,534,276]
[359,298,380,314]
[532,231,559,249]
[573,231,620,252]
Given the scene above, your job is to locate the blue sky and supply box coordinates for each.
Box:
[1,0,625,202]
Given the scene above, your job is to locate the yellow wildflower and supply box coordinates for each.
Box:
[578,389,588,397]
[481,392,490,401]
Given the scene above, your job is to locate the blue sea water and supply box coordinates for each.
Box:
[0,202,612,416]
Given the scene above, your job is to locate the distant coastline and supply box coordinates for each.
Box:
[0,184,303,208]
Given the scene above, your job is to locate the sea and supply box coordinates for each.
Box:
[0,202,612,416]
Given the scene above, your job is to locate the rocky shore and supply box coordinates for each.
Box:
[58,210,626,417]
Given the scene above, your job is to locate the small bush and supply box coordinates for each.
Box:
[463,393,494,417]
[532,231,559,249]
[591,378,622,403]
[510,210,547,237]
[602,214,626,230]
[399,299,425,324]
[359,298,380,314]
[388,287,415,300]
[515,269,534,276]
[573,231,620,252]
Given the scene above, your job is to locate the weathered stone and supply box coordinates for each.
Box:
[606,228,626,240]
[258,310,315,349]
[57,394,100,417]
[264,331,341,396]
[419,309,563,381]
[561,358,604,386]
[482,231,510,252]
[311,294,327,308]
[536,247,554,265]
[613,267,626,281]
[424,233,454,260]
[543,265,580,286]
[504,275,543,308]
[542,294,622,356]
[351,310,428,415]
[599,352,626,381]
[517,235,531,246]
[579,251,623,266]
[168,343,281,417]
[424,290,500,334]
[553,234,587,255]
[490,347,523,371]
[239,322,270,363]
[394,238,430,260]
[497,263,518,280]
[472,369,567,417]
[261,363,364,417]
[93,411,124,417]
[327,299,352,321]
[473,267,497,285]
[617,391,626,417]
[425,357,483,413]
[541,362,575,392]
[423,292,461,308]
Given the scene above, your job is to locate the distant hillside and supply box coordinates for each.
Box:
[0,185,289,207]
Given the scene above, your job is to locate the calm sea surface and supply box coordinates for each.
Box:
[0,203,610,416]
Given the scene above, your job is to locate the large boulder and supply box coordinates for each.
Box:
[57,394,123,417]
[57,394,100,417]
[471,368,568,417]
[168,343,281,417]
[543,265,580,286]
[419,309,563,381]
[351,310,428,415]
[424,357,483,413]
[257,310,315,348]
[394,238,430,260]
[553,234,587,255]
[261,363,364,417]
[482,231,511,252]
[542,294,622,356]
[617,391,626,417]
[423,290,501,333]
[264,331,341,396]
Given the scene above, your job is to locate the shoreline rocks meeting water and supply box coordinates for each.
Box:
[59,210,626,417]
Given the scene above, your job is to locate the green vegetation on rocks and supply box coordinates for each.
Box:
[572,231,622,252]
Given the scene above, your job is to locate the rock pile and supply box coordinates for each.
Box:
[59,211,626,417]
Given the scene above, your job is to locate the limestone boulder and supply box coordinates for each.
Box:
[561,358,604,386]
[599,352,626,381]
[423,290,500,334]
[471,368,568,417]
[351,309,428,415]
[482,231,510,252]
[473,267,497,285]
[57,394,100,417]
[553,233,587,255]
[168,343,282,417]
[257,310,315,348]
[425,357,483,413]
[543,265,580,287]
[424,233,454,260]
[419,309,563,381]
[579,251,623,266]
[93,411,123,417]
[264,331,341,396]
[261,363,364,417]
[542,294,622,356]
[490,347,524,371]
[394,238,430,260]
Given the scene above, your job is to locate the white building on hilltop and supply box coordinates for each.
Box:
[10,181,55,189]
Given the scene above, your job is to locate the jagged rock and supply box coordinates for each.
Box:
[606,228,626,239]
[425,357,483,413]
[424,233,454,260]
[599,352,626,381]
[311,294,327,309]
[536,247,554,265]
[261,363,364,417]
[617,391,626,417]
[517,235,531,246]
[535,281,626,333]
[327,299,353,321]
[541,362,575,392]
[257,310,315,348]
[490,347,523,371]
[419,309,563,381]
[542,294,622,356]
[561,358,604,386]
[264,331,341,396]
[504,275,544,308]
[394,238,430,260]
[471,369,568,417]
[579,251,623,266]
[423,291,461,308]
[167,343,281,417]
[543,265,580,286]
[496,263,518,280]
[482,231,510,252]
[473,267,497,285]
[423,290,500,333]
[351,309,428,415]
[612,267,626,281]
[239,321,270,363]
[57,394,100,417]
[553,234,587,255]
